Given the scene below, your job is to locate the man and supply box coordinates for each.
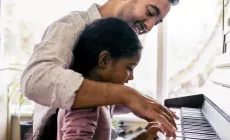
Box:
[20,0,179,138]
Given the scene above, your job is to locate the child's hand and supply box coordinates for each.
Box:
[133,122,164,140]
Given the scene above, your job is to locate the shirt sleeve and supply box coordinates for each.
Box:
[20,13,86,109]
[61,108,99,140]
[113,105,131,115]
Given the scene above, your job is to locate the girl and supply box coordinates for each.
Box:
[33,18,164,140]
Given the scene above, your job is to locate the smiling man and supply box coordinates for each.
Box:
[21,0,179,139]
[113,0,173,34]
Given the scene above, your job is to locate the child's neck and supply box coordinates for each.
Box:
[86,71,103,82]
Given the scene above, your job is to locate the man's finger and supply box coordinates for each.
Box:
[161,106,179,120]
[161,107,178,129]
[161,111,177,130]
[154,114,177,133]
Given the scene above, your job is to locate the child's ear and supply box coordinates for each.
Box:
[98,51,111,68]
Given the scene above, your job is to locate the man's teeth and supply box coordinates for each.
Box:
[134,24,146,34]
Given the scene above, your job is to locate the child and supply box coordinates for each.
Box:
[33,18,164,140]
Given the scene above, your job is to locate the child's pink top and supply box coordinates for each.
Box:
[57,106,111,140]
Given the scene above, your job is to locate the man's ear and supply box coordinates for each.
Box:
[98,51,111,68]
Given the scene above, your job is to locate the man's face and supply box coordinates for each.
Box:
[117,0,171,34]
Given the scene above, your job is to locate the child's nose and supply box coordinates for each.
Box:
[128,73,134,81]
[125,73,134,83]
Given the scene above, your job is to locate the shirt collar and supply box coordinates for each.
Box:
[87,3,102,22]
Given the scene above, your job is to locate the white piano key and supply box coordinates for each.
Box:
[156,131,166,140]
[157,132,183,140]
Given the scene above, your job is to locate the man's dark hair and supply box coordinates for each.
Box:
[170,0,179,6]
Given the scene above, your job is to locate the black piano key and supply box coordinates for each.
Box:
[182,115,204,118]
[181,107,201,110]
[181,110,202,113]
[184,138,220,140]
[183,126,213,131]
[184,131,217,136]
[181,118,208,123]
[182,125,211,128]
[184,133,219,139]
[182,116,205,120]
[182,122,209,126]
[181,113,203,117]
[182,129,216,134]
[181,112,203,115]
[181,109,202,112]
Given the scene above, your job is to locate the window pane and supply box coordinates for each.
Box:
[167,0,223,98]
[1,0,108,108]
[126,29,158,99]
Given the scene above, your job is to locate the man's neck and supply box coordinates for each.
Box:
[98,0,119,18]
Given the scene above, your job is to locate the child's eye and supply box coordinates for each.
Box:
[126,67,133,71]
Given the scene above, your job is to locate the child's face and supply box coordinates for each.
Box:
[97,50,142,84]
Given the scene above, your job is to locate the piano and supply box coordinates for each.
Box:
[164,53,230,140]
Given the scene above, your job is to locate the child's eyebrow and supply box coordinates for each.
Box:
[127,63,137,66]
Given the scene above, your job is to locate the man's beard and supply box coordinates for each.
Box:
[117,8,147,35]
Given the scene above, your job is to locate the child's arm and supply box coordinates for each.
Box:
[60,108,99,140]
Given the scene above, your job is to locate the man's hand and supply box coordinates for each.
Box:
[73,80,178,136]
[125,90,179,137]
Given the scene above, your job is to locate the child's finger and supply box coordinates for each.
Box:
[145,122,161,129]
[147,125,165,135]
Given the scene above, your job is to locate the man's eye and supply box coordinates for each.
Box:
[147,9,154,17]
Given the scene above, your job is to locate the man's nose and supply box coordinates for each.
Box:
[144,18,156,31]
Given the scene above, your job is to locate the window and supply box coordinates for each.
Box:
[224,0,230,53]
[1,0,108,114]
[126,30,158,99]
[167,0,223,98]
[1,0,158,118]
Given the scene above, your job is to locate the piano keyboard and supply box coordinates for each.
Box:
[172,107,220,140]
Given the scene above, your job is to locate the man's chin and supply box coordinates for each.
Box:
[137,30,148,35]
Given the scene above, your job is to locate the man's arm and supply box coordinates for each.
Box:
[20,14,86,109]
[20,13,178,134]
[73,79,129,109]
